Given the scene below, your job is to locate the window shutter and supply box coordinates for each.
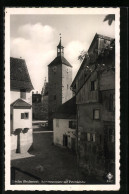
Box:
[93,134,95,142]
[87,133,90,141]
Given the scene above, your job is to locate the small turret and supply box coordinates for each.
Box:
[57,34,64,57]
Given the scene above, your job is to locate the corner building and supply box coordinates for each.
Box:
[48,38,73,129]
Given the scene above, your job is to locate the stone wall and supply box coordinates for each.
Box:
[11,128,33,153]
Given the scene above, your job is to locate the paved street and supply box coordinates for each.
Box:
[11,130,87,183]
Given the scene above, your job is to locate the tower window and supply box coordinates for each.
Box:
[53,66,57,73]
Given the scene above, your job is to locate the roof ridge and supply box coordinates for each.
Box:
[11,98,31,106]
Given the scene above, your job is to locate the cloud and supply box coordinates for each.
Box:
[11,23,87,92]
[65,41,87,79]
[11,23,57,92]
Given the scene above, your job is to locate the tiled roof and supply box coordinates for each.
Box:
[11,98,32,108]
[53,97,76,119]
[10,57,34,91]
[48,56,72,67]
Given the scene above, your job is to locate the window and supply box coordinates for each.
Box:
[93,109,100,120]
[67,84,69,89]
[21,112,29,119]
[69,121,76,129]
[87,133,96,142]
[24,113,29,119]
[91,80,97,91]
[53,66,57,72]
[54,95,56,100]
[20,89,26,99]
[66,68,69,73]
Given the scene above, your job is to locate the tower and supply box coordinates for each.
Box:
[48,36,73,129]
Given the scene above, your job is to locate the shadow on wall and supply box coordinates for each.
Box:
[11,128,33,153]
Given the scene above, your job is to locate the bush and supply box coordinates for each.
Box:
[13,128,22,135]
[22,128,29,134]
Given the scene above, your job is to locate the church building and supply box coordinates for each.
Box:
[48,37,73,129]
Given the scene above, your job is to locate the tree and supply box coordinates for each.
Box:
[103,14,115,25]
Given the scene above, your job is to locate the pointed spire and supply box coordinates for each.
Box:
[41,77,47,95]
[57,33,64,57]
[57,33,62,47]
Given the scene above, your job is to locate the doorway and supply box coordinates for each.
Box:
[63,135,68,147]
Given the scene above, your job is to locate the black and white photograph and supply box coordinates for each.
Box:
[5,8,120,191]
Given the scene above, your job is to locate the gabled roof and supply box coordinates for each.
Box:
[88,33,114,54]
[11,98,32,108]
[71,33,114,88]
[53,97,76,119]
[48,56,72,67]
[10,57,34,91]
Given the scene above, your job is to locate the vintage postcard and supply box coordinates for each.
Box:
[5,7,120,191]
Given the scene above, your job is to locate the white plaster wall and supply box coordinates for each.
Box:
[11,90,32,104]
[26,92,32,104]
[11,90,20,104]
[11,128,33,152]
[53,118,76,149]
[13,108,32,130]
[11,134,17,150]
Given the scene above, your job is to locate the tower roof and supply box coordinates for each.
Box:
[48,55,72,67]
[57,37,64,48]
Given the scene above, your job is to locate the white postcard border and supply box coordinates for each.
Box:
[5,7,120,191]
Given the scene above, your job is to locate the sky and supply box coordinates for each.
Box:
[10,14,115,93]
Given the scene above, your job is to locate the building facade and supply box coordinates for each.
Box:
[10,57,34,153]
[71,34,115,177]
[32,80,48,120]
[48,38,73,129]
[53,97,77,152]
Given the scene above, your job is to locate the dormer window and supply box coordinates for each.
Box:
[20,89,26,99]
